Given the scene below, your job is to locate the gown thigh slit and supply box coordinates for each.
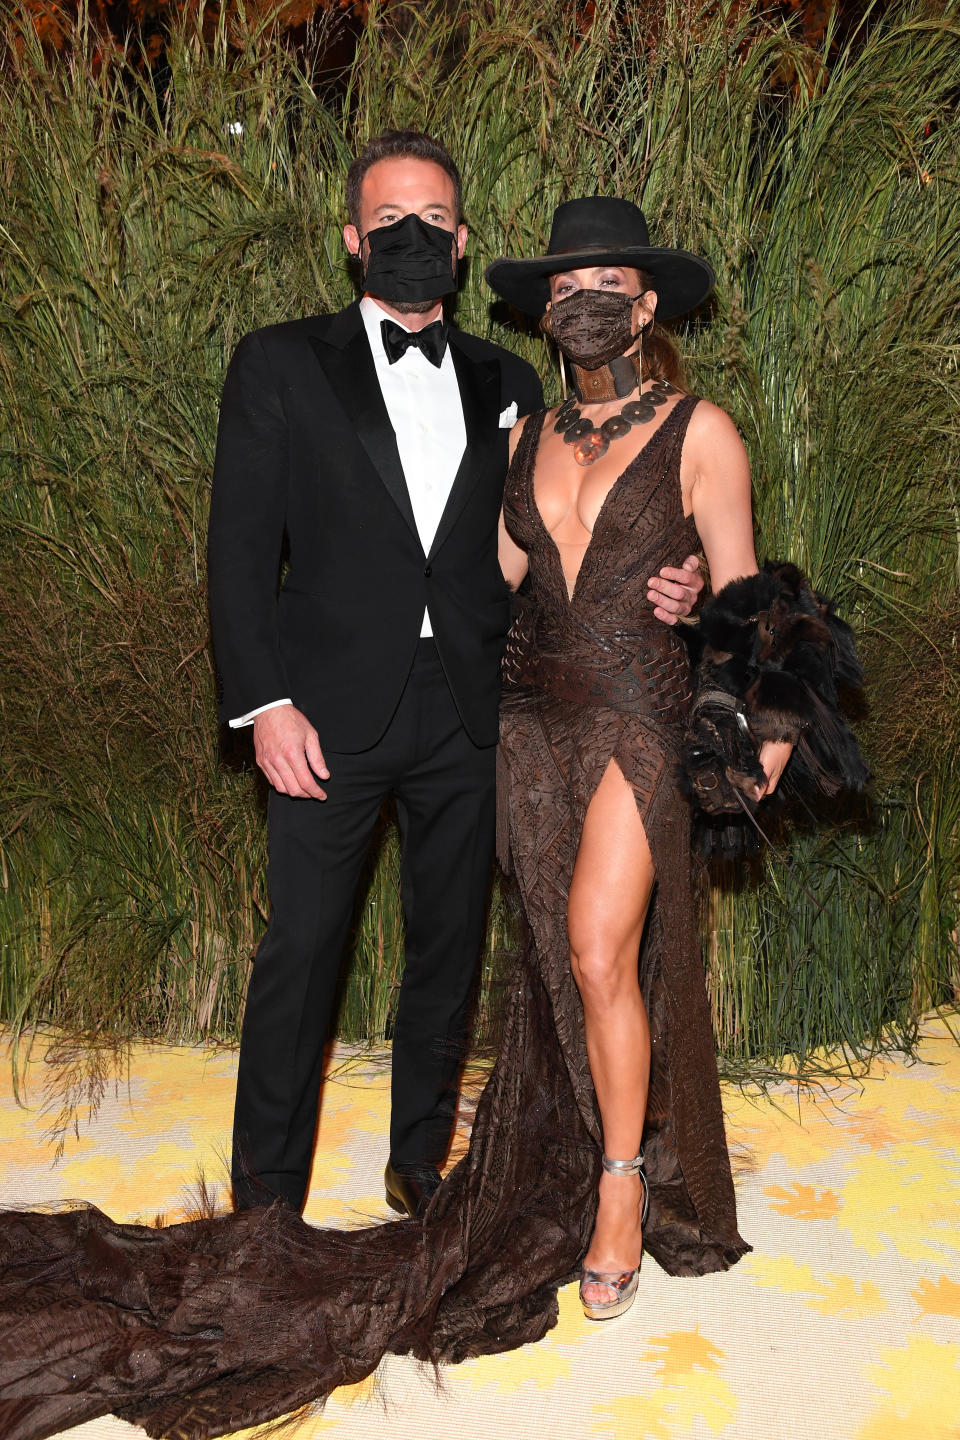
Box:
[0,397,748,1440]
[569,754,656,917]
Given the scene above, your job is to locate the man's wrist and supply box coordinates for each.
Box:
[229,698,293,729]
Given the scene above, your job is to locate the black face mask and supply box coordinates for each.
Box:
[547,288,642,369]
[359,214,458,303]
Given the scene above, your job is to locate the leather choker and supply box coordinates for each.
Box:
[570,352,643,403]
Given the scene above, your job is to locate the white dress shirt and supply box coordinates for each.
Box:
[229,297,467,728]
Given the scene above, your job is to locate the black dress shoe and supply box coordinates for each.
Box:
[384,1160,442,1219]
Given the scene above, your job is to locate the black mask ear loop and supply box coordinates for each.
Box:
[353,230,371,287]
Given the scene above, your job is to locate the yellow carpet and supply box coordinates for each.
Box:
[2,1020,959,1440]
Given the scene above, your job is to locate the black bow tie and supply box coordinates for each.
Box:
[381,317,448,368]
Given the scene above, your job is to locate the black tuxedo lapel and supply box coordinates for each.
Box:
[427,338,501,561]
[308,311,420,545]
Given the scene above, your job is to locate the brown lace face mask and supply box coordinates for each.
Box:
[545,287,642,368]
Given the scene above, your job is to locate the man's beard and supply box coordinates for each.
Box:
[386,297,441,315]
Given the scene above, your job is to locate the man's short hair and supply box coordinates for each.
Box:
[345,130,462,230]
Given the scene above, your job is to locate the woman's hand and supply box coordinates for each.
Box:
[750,739,793,800]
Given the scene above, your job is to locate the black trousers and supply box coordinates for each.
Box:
[231,641,496,1211]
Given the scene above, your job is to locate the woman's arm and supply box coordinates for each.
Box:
[683,400,758,591]
[499,425,530,591]
[683,401,791,798]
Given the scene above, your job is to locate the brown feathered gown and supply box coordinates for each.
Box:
[0,397,747,1440]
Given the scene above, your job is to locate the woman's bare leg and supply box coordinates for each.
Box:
[567,759,655,1305]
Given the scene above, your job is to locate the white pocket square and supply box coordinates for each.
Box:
[498,401,518,429]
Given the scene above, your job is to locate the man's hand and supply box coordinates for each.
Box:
[647,554,704,624]
[253,705,330,800]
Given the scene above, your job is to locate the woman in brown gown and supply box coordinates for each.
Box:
[489,196,786,1318]
[0,200,768,1439]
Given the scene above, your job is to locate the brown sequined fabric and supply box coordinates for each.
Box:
[0,399,747,1440]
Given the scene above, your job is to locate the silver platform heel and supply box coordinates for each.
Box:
[579,1150,649,1322]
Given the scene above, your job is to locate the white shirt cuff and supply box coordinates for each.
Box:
[229,698,293,729]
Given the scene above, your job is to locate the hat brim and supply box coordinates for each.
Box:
[485,246,715,321]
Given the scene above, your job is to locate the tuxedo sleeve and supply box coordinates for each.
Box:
[507,355,545,418]
[208,331,291,725]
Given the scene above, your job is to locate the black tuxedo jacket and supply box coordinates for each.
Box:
[208,301,544,751]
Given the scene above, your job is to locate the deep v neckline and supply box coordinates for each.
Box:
[528,397,694,604]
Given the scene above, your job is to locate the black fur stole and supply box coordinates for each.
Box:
[680,562,869,838]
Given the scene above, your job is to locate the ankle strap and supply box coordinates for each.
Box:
[601,1150,645,1176]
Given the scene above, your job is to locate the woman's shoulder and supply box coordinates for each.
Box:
[680,395,745,454]
[678,395,752,506]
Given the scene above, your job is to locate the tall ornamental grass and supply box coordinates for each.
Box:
[1,0,958,1080]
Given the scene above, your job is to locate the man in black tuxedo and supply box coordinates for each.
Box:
[209,130,701,1218]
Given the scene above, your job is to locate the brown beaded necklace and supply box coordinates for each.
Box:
[555,353,676,466]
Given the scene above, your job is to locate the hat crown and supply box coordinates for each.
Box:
[547,197,651,258]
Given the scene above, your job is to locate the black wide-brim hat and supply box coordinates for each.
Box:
[485,196,715,321]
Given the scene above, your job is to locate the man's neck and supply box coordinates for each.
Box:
[364,293,444,332]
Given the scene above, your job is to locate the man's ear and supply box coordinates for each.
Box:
[455,223,468,260]
[343,223,361,258]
